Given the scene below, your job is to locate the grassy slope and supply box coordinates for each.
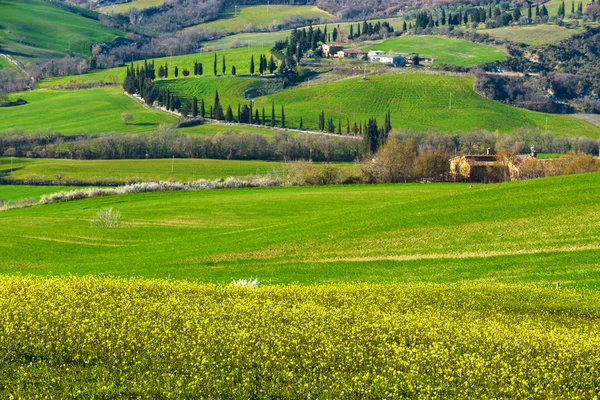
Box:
[37,45,275,88]
[0,56,11,70]
[97,0,165,14]
[256,74,600,137]
[0,0,123,57]
[0,87,177,135]
[178,122,292,137]
[1,172,600,287]
[0,185,75,202]
[0,158,303,182]
[539,0,593,16]
[155,76,268,109]
[366,35,507,67]
[189,5,332,33]
[205,17,406,49]
[480,25,581,46]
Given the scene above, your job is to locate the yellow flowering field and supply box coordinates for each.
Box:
[1,276,600,398]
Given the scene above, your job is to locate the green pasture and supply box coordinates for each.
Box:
[0,39,65,67]
[535,0,593,16]
[204,17,405,50]
[0,185,74,203]
[0,56,12,71]
[97,0,166,14]
[179,122,291,137]
[0,158,307,183]
[1,172,600,287]
[0,87,177,135]
[188,5,332,33]
[0,0,123,57]
[253,74,600,137]
[154,76,272,110]
[37,45,275,89]
[480,25,581,46]
[366,35,507,67]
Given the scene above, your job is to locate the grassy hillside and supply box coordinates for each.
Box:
[37,45,275,88]
[480,25,581,46]
[1,172,600,286]
[366,36,507,67]
[188,5,332,33]
[0,158,306,183]
[97,0,165,14]
[154,76,273,109]
[255,74,600,137]
[0,185,75,203]
[2,276,599,397]
[0,0,123,58]
[0,87,177,135]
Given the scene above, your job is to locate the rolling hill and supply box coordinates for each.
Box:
[365,35,507,67]
[1,172,600,286]
[0,0,124,63]
[186,5,333,33]
[0,87,177,134]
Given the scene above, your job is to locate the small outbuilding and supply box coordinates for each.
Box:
[449,149,528,183]
[336,49,369,59]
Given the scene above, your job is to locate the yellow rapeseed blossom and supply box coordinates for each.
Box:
[0,276,599,398]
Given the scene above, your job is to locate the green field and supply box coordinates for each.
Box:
[1,172,599,285]
[22,72,600,137]
[2,276,599,397]
[97,0,166,14]
[37,45,275,89]
[0,0,123,58]
[254,74,600,137]
[0,185,74,203]
[155,76,273,110]
[0,56,12,70]
[188,5,332,33]
[204,17,405,50]
[0,158,299,183]
[366,36,507,67]
[480,25,581,46]
[0,87,177,135]
[537,0,593,16]
[179,121,293,137]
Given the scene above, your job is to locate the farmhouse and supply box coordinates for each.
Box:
[336,49,369,59]
[321,43,344,58]
[449,149,534,182]
[370,54,406,67]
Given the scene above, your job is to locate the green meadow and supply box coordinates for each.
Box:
[0,0,123,58]
[97,0,166,14]
[37,46,275,89]
[188,5,333,33]
[366,35,507,67]
[255,74,600,137]
[480,25,581,46]
[1,172,599,286]
[0,185,75,203]
[0,158,303,183]
[0,87,177,134]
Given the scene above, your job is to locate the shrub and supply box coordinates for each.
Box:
[92,208,124,228]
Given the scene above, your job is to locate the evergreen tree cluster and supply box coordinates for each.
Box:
[346,21,395,40]
[193,61,204,76]
[123,60,159,106]
[317,109,393,151]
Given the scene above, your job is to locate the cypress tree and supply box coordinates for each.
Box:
[213,53,217,76]
[222,56,226,75]
[238,104,241,122]
[300,116,303,129]
[214,90,224,120]
[271,103,275,127]
[255,109,260,124]
[198,63,203,76]
[232,65,236,75]
[174,66,179,78]
[225,105,233,122]
[528,3,533,20]
[192,97,198,117]
[262,108,265,125]
[210,106,213,119]
[281,105,285,128]
[201,99,205,118]
[250,55,255,76]
[337,119,341,134]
